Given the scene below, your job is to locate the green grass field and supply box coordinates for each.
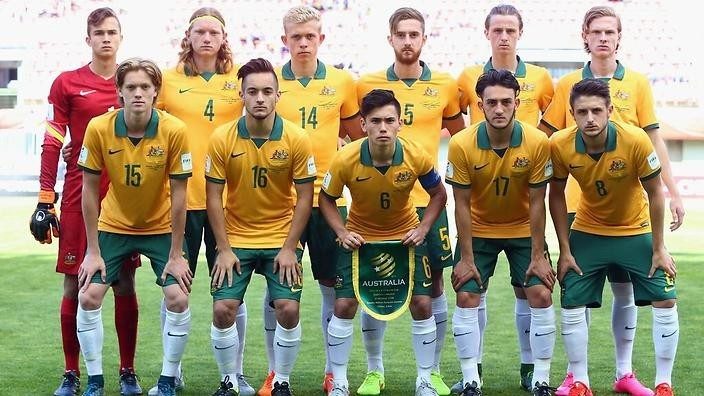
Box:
[1,196,702,395]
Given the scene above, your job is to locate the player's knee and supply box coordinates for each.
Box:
[78,287,104,310]
[410,295,432,319]
[456,291,481,308]
[526,285,553,308]
[163,286,189,312]
[334,298,358,319]
[652,298,676,309]
[274,299,300,327]
[212,299,238,328]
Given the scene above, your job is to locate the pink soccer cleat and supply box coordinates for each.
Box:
[613,373,654,396]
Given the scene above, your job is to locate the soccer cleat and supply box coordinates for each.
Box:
[156,382,176,396]
[237,374,255,396]
[119,368,143,395]
[54,371,80,396]
[271,381,293,396]
[566,381,592,396]
[328,383,350,396]
[82,382,104,396]
[430,372,451,396]
[520,364,534,392]
[212,375,238,396]
[257,371,274,396]
[459,381,482,396]
[415,379,439,396]
[613,373,654,396]
[322,372,334,393]
[357,371,385,395]
[450,380,463,395]
[147,368,184,396]
[654,383,674,396]
[555,372,574,396]
[533,381,556,396]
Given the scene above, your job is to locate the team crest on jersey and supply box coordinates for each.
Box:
[393,170,414,185]
[222,81,238,90]
[270,149,289,161]
[423,87,439,97]
[614,89,630,101]
[520,82,536,92]
[512,156,530,169]
[608,158,627,177]
[320,86,336,96]
[64,252,76,266]
[147,145,165,157]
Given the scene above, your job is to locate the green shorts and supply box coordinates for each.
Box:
[185,209,217,276]
[453,237,550,293]
[93,231,187,287]
[211,248,304,302]
[416,207,453,271]
[333,243,432,299]
[568,212,630,283]
[301,207,347,280]
[560,230,677,308]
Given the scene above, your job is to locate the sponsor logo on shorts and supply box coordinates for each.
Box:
[64,252,77,266]
[334,275,343,289]
[422,280,432,287]
[441,253,453,261]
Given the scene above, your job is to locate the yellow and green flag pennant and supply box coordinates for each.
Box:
[353,240,414,321]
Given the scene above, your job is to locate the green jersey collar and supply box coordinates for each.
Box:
[115,109,159,138]
[236,114,284,140]
[483,55,527,78]
[477,121,523,149]
[576,121,617,153]
[360,138,404,166]
[582,60,626,80]
[281,59,327,80]
[386,61,432,82]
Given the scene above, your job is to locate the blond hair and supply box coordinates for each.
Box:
[283,5,321,27]
[178,7,233,76]
[582,6,622,53]
[115,58,162,105]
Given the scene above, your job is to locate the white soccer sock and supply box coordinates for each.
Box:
[263,288,277,372]
[530,306,556,385]
[431,293,449,372]
[516,298,533,364]
[327,314,354,387]
[273,321,301,384]
[160,297,167,330]
[452,306,480,386]
[412,317,437,385]
[211,323,239,385]
[77,305,104,376]
[653,305,679,386]
[477,292,487,363]
[234,302,247,376]
[611,282,637,378]
[320,284,336,373]
[561,307,589,386]
[162,308,191,378]
[361,309,386,373]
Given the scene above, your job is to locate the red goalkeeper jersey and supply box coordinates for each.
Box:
[40,63,121,211]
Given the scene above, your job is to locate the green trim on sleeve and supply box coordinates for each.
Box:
[320,189,341,200]
[643,123,659,132]
[294,176,316,184]
[540,119,558,133]
[529,179,550,188]
[169,172,192,180]
[445,179,471,189]
[205,176,226,184]
[78,164,101,175]
[640,168,661,182]
[551,176,568,182]
[443,112,463,121]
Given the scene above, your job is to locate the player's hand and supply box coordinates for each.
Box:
[649,248,676,279]
[337,137,348,149]
[29,203,60,244]
[161,253,193,295]
[61,145,72,162]
[401,225,429,247]
[78,251,105,292]
[525,251,556,291]
[451,256,482,292]
[273,248,302,287]
[211,248,240,289]
[669,196,685,231]
[337,230,365,250]
[556,253,582,283]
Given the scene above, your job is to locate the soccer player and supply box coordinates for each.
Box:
[446,70,556,396]
[455,6,554,390]
[254,5,364,395]
[549,78,679,396]
[76,58,193,396]
[355,8,464,395]
[320,88,447,396]
[205,58,315,396]
[153,7,253,395]
[29,8,142,396]
[539,7,684,395]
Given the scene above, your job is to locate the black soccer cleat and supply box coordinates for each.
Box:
[272,381,293,396]
[119,368,143,395]
[54,371,80,396]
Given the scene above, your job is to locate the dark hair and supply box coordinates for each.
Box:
[485,4,523,31]
[570,78,611,108]
[389,7,425,34]
[475,69,520,98]
[237,58,278,88]
[360,89,401,118]
[87,7,121,36]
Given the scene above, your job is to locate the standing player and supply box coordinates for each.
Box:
[539,7,684,395]
[253,6,364,395]
[76,58,193,396]
[549,78,678,396]
[320,89,447,396]
[29,8,141,396]
[154,7,253,396]
[446,70,556,396]
[455,5,554,390]
[355,8,464,395]
[206,58,315,396]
